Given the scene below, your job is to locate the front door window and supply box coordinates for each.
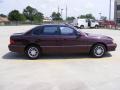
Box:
[60,26,75,35]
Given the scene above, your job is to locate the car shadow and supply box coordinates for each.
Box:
[2,52,112,60]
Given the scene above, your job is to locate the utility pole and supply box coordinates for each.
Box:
[99,13,102,20]
[114,0,117,23]
[58,6,60,13]
[109,0,112,20]
[61,9,63,18]
[66,5,68,20]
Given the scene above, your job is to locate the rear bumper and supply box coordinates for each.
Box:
[107,43,117,51]
[8,44,25,53]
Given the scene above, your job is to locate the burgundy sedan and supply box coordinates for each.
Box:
[8,24,117,59]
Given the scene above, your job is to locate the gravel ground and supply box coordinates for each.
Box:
[0,25,120,90]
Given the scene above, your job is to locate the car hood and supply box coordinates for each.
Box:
[85,33,113,40]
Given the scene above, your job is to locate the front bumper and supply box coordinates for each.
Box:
[8,44,25,53]
[107,43,117,51]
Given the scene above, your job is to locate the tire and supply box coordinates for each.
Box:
[80,25,84,29]
[95,25,99,29]
[90,44,106,58]
[25,45,40,59]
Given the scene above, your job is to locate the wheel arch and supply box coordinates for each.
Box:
[80,25,85,29]
[95,24,99,27]
[90,42,108,53]
[24,43,42,52]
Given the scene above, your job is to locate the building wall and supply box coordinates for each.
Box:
[114,0,120,25]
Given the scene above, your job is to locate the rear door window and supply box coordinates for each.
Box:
[43,26,59,35]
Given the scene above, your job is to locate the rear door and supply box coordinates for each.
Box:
[33,25,60,54]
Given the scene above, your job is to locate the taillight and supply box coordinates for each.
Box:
[10,39,15,45]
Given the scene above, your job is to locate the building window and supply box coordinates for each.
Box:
[117,18,120,23]
[117,5,120,10]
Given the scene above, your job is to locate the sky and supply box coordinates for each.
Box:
[0,0,115,20]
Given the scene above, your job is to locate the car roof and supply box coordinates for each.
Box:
[32,24,76,30]
[40,24,68,27]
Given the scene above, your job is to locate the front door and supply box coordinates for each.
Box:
[58,26,83,53]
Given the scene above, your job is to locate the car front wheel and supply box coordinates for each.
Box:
[25,45,40,59]
[91,44,106,58]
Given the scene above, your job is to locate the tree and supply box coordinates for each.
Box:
[33,12,44,22]
[8,10,26,21]
[23,6,44,22]
[0,14,7,17]
[66,17,75,21]
[20,14,26,21]
[78,14,95,19]
[51,12,62,20]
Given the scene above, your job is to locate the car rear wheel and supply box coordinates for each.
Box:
[95,25,99,29]
[80,25,84,29]
[25,45,40,59]
[91,44,106,58]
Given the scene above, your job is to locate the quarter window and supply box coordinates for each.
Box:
[32,26,42,35]
[60,27,75,35]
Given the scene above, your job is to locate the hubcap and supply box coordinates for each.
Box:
[28,47,39,58]
[94,46,105,57]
